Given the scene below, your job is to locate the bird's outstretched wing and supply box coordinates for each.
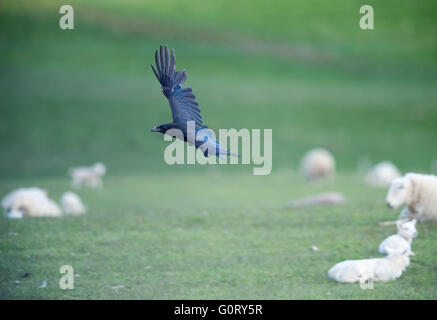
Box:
[151,45,203,127]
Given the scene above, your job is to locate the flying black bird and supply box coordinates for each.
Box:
[150,45,238,159]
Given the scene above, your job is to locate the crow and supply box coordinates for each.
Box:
[150,45,238,159]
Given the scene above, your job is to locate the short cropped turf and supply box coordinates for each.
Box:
[1,172,437,299]
[0,1,437,299]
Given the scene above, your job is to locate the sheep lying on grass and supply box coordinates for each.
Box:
[328,248,410,284]
[290,192,345,208]
[365,161,401,188]
[1,188,61,218]
[299,148,335,181]
[2,188,87,218]
[69,162,106,189]
[386,173,437,222]
[379,219,417,255]
[61,191,86,215]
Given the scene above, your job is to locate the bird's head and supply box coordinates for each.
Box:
[150,125,163,133]
[150,123,173,134]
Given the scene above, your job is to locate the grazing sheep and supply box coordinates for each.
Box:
[378,219,417,255]
[1,187,61,218]
[386,173,437,222]
[69,162,106,189]
[61,191,86,215]
[365,161,401,187]
[290,192,345,208]
[328,248,410,284]
[300,148,335,181]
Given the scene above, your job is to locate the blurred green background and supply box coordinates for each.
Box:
[1,0,436,179]
[1,0,437,300]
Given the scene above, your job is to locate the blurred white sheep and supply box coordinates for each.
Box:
[1,187,61,218]
[328,247,410,284]
[386,173,437,222]
[69,162,106,189]
[300,148,335,181]
[61,191,86,215]
[290,192,345,208]
[365,161,401,187]
[378,219,417,256]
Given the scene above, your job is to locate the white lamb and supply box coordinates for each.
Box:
[365,161,401,187]
[328,248,410,284]
[300,148,335,181]
[69,162,106,189]
[386,173,437,222]
[1,187,62,218]
[378,219,417,255]
[61,191,86,215]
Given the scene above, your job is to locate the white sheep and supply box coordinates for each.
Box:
[290,192,345,208]
[378,219,417,255]
[61,191,86,215]
[1,187,62,218]
[365,161,401,187]
[386,173,437,222]
[328,248,410,284]
[69,162,106,189]
[299,148,335,181]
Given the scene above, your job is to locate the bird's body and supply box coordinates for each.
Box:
[150,45,237,159]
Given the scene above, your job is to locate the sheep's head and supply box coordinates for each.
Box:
[397,219,418,240]
[386,176,411,209]
[93,163,106,176]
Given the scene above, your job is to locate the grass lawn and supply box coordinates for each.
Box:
[1,172,436,299]
[0,1,436,299]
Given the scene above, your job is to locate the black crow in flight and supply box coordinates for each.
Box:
[150,45,238,159]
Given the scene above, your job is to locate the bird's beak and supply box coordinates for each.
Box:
[150,127,160,132]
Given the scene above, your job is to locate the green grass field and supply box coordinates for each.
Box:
[1,0,437,299]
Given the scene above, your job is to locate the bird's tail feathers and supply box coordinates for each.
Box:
[151,45,186,97]
[217,147,239,157]
[217,154,226,160]
[216,151,239,159]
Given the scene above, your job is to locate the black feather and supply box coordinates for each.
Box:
[151,45,203,126]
